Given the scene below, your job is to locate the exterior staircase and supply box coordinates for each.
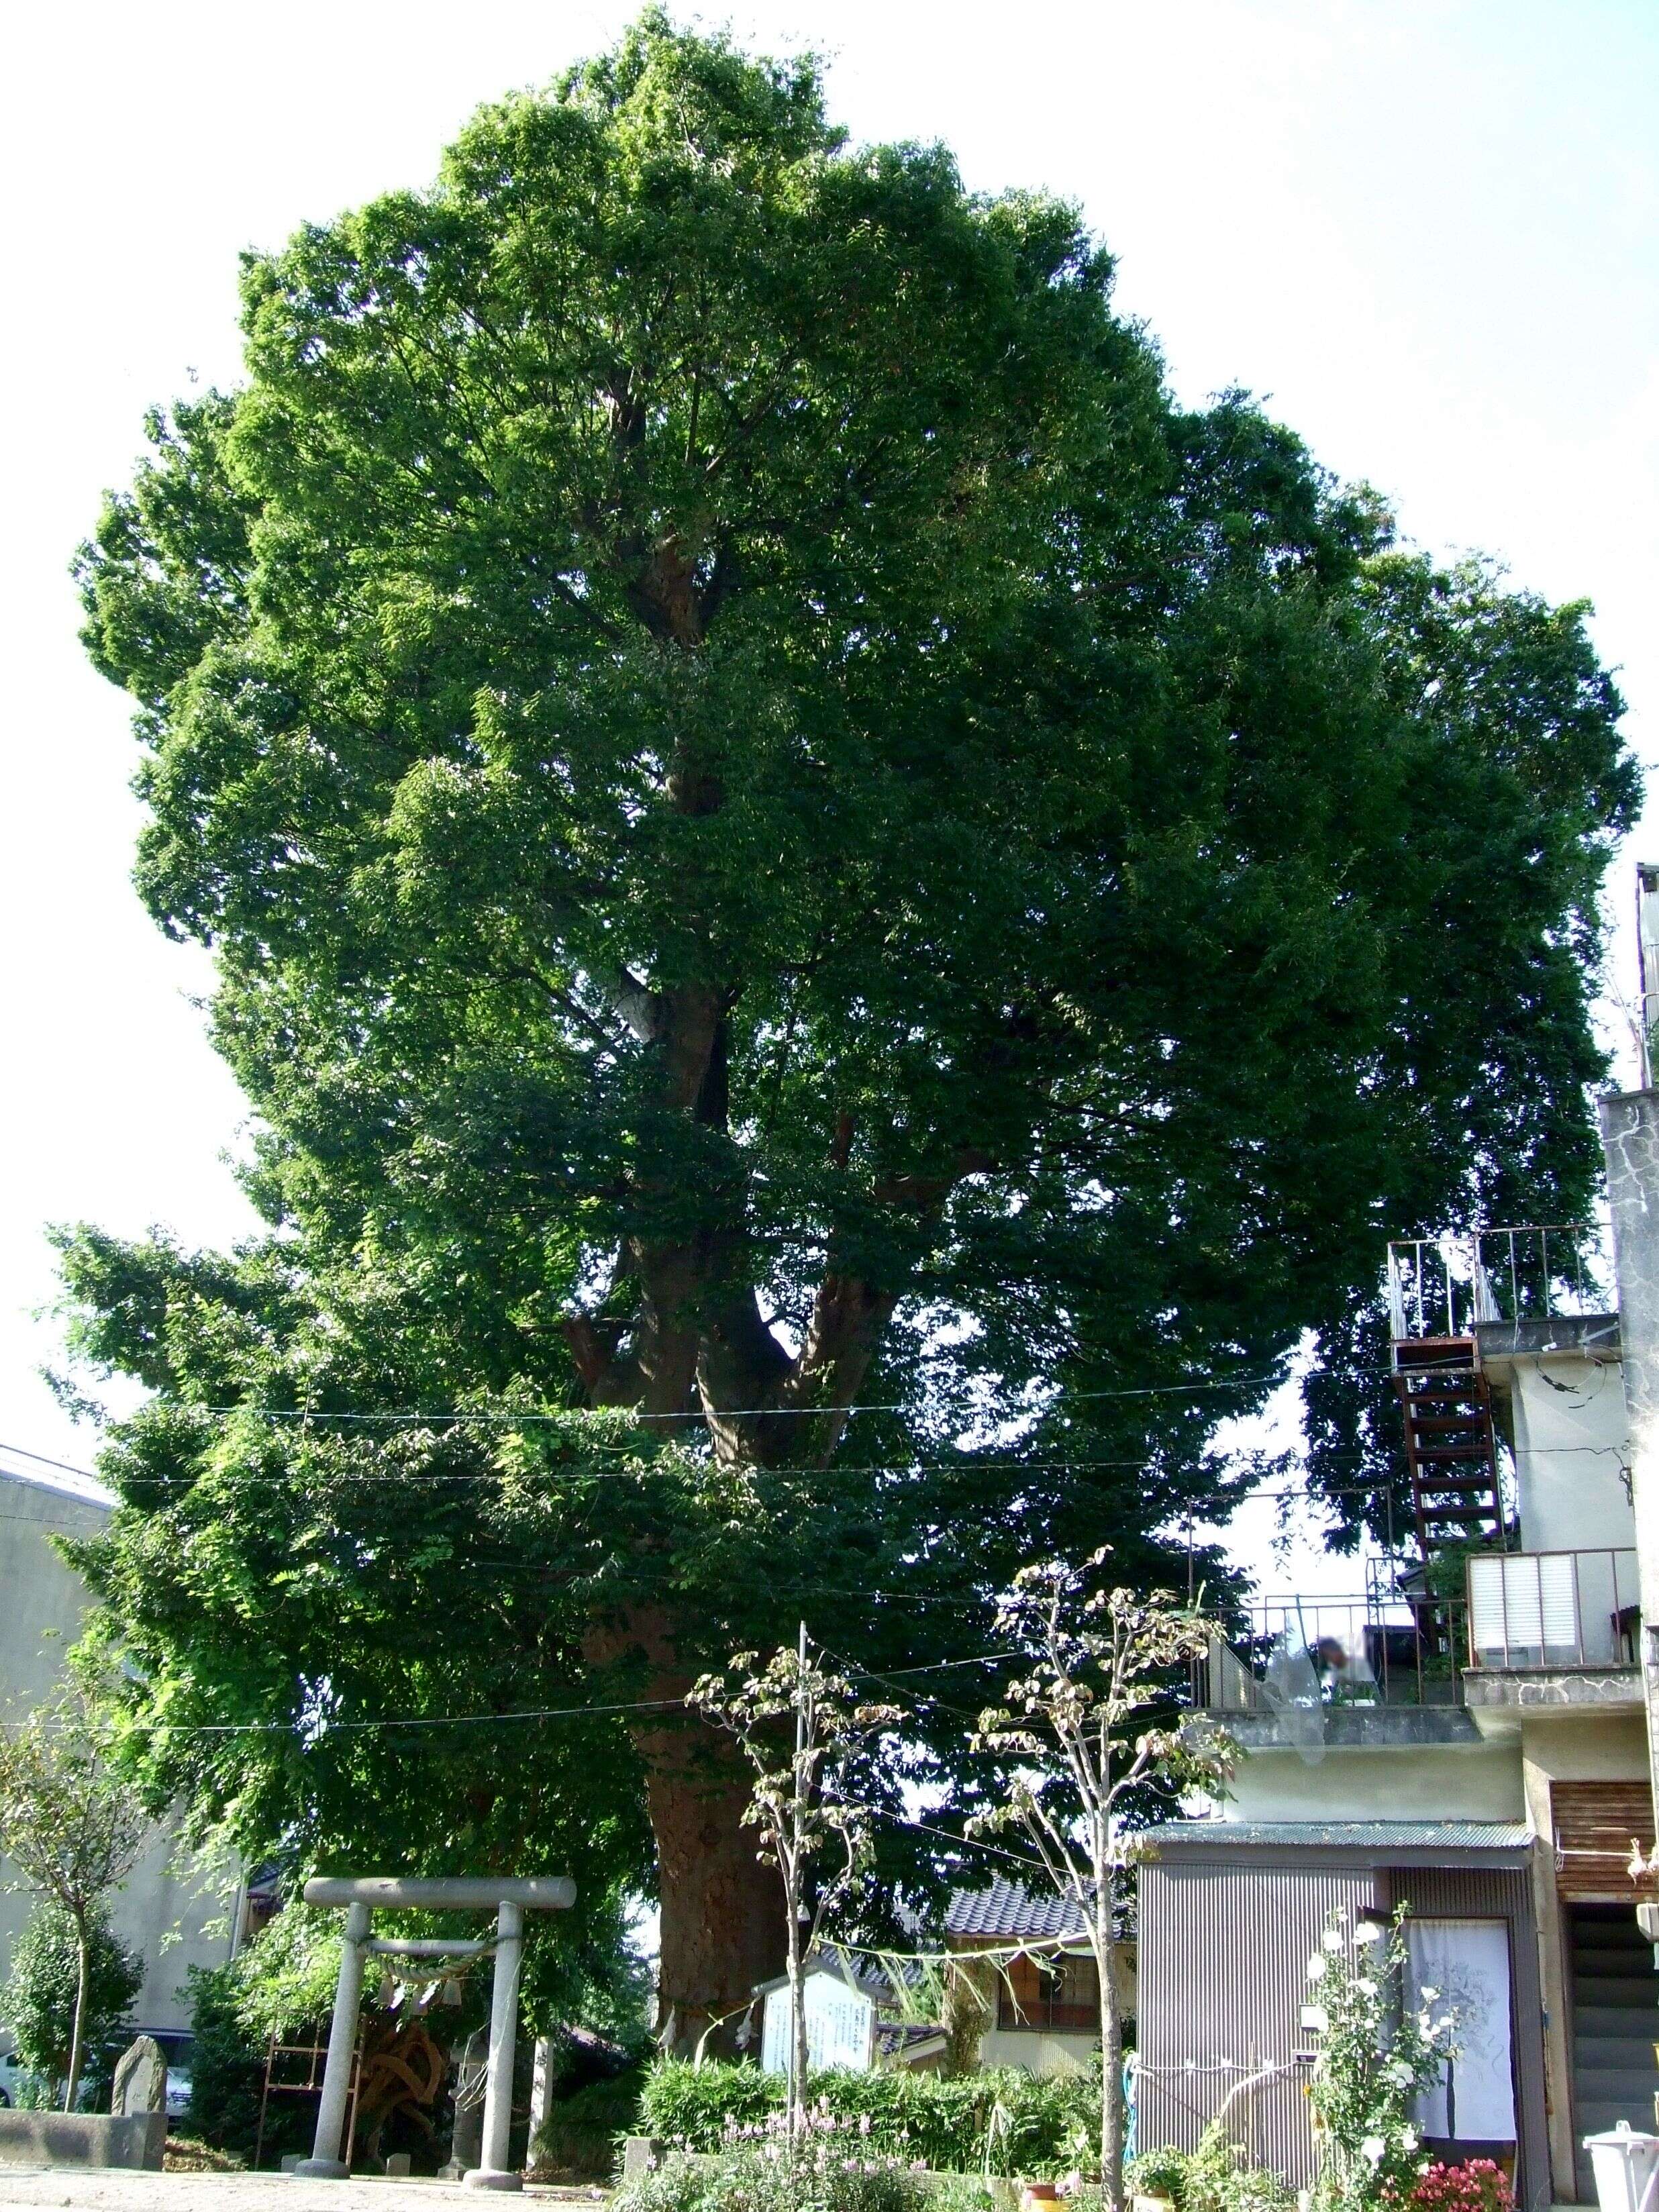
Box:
[1571,1904,1659,2197]
[1392,1337,1505,1558]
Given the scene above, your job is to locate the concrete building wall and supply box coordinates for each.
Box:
[0,1470,234,2039]
[976,2027,1098,2074]
[1223,1742,1525,1825]
[1510,1357,1634,1554]
[0,1473,107,1719]
[1599,1089,1659,1818]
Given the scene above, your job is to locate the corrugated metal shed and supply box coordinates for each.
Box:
[945,1877,1089,1940]
[1380,1863,1550,2207]
[1138,1858,1373,2188]
[1137,1833,1550,2212]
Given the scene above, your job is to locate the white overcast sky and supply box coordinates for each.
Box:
[1,0,1654,1599]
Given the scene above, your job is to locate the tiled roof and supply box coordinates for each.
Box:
[1138,1820,1533,1852]
[945,1877,1089,1941]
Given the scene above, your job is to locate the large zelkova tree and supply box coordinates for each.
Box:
[65,11,1634,2044]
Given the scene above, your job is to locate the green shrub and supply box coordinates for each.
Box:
[179,1903,354,2164]
[926,2178,999,2212]
[181,1958,319,2167]
[0,1901,142,2108]
[181,1963,269,2162]
[615,2142,927,2212]
[1125,2128,1294,2212]
[638,2059,1101,2178]
[641,2059,783,2148]
[1127,2146,1192,2207]
[531,2066,646,2176]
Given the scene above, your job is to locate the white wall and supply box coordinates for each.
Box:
[0,1469,234,2038]
[1510,1356,1634,1554]
[1224,1741,1525,1823]
[977,2028,1097,2075]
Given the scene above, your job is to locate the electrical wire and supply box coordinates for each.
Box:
[171,1371,1303,1423]
[0,1648,1019,1738]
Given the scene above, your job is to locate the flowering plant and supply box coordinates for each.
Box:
[1305,1907,1456,2212]
[1393,2162,1512,2212]
[614,2138,929,2212]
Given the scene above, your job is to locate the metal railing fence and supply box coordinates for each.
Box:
[1200,1592,1467,1713]
[1465,1546,1640,1670]
[1386,1223,1610,1342]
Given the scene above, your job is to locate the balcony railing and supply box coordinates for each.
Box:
[1466,1547,1640,1670]
[1387,1223,1610,1342]
[1202,1593,1467,1714]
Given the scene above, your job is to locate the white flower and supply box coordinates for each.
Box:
[1361,2137,1386,2167]
[1384,2060,1413,2087]
[1306,1956,1327,1982]
[1354,1920,1383,1947]
[1303,2003,1328,2031]
[1321,1929,1344,1953]
[1401,2128,1419,2152]
[1420,1986,1440,2002]
[1356,1977,1377,1998]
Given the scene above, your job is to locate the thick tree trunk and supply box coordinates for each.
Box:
[565,987,989,2041]
[644,1752,784,2055]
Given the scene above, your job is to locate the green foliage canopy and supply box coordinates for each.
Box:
[66,8,1636,2014]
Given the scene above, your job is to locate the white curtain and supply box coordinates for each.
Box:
[1405,1918,1516,2142]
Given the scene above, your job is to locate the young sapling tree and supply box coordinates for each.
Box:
[971,1552,1232,2212]
[0,1695,148,2111]
[690,1627,900,2135]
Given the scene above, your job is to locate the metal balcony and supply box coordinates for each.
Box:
[1465,1547,1640,1672]
[1387,1223,1610,1344]
[1201,1591,1467,1714]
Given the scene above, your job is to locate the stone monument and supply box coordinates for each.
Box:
[111,2036,167,2117]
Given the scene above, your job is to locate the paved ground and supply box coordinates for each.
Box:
[0,2176,606,2211]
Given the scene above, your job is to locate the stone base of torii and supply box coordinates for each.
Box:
[291,1875,576,2191]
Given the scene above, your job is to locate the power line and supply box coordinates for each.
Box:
[824,1788,1050,1879]
[0,1649,1017,1738]
[0,1693,689,1736]
[0,1440,109,1483]
[158,1370,1310,1427]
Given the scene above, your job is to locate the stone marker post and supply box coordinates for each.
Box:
[111,2035,167,2117]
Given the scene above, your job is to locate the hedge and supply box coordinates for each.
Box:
[532,2068,647,2175]
[638,2060,1101,2178]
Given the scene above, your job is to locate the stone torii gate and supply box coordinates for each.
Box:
[292,1875,575,2191]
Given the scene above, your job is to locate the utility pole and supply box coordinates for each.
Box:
[789,1621,811,2130]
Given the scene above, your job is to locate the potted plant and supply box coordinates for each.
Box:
[1126,2146,1188,2212]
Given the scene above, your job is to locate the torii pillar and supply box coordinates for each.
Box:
[291,1875,575,2191]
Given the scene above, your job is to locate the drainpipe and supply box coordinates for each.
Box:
[1597,1089,1659,1825]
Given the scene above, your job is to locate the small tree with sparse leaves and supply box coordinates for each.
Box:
[0,1695,148,2111]
[690,1633,901,2136]
[970,1552,1234,2212]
